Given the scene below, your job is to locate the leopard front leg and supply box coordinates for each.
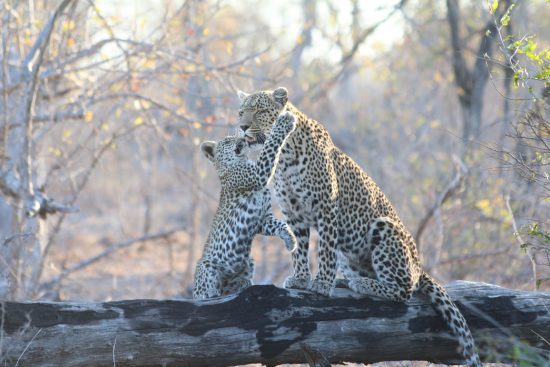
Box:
[283,219,311,290]
[192,258,222,300]
[309,204,339,296]
[261,213,297,252]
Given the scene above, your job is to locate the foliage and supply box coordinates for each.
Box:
[509,341,550,367]
[492,1,550,94]
[489,1,550,291]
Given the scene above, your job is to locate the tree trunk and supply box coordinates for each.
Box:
[0,0,78,300]
[1,281,549,366]
[446,0,498,146]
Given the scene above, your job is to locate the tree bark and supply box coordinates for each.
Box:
[1,281,549,367]
[0,0,78,300]
[446,0,498,145]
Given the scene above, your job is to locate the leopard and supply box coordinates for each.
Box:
[236,87,481,366]
[193,111,298,300]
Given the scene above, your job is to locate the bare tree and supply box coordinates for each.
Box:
[0,0,276,300]
[0,0,79,300]
[445,0,507,146]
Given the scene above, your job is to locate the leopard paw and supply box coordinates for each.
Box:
[284,231,297,253]
[276,111,296,134]
[309,278,333,297]
[224,278,252,295]
[283,275,310,290]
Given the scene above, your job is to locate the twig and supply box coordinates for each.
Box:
[26,191,79,219]
[112,335,117,367]
[300,343,331,367]
[34,130,133,294]
[425,248,510,271]
[1,233,34,247]
[41,228,183,290]
[415,155,467,253]
[21,0,76,194]
[505,195,538,290]
[0,302,4,360]
[14,328,42,367]
[0,168,21,199]
[297,0,409,104]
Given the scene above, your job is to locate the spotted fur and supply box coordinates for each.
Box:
[193,111,297,300]
[237,87,481,366]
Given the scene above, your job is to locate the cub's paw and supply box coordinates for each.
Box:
[276,111,297,134]
[193,288,221,300]
[192,292,206,300]
[309,278,334,297]
[224,278,252,295]
[283,228,297,253]
[283,275,310,290]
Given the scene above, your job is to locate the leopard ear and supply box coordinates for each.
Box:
[237,90,249,102]
[200,141,216,162]
[272,87,288,107]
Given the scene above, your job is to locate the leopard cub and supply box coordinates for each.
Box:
[193,111,297,299]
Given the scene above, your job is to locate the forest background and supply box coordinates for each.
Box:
[0,0,549,309]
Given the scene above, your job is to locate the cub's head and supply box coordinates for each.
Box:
[237,87,288,147]
[200,136,249,174]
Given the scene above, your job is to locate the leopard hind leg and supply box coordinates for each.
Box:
[348,217,418,302]
[222,258,254,295]
[192,258,222,300]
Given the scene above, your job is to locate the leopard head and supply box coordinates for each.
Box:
[200,136,249,175]
[237,87,288,147]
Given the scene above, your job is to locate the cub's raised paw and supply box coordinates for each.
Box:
[276,111,297,134]
[309,279,333,297]
[283,275,310,290]
[283,229,297,253]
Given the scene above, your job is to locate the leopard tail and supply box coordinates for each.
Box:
[418,272,481,367]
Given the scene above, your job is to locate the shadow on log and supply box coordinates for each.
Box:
[1,281,549,366]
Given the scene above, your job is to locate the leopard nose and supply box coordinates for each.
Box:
[240,125,249,132]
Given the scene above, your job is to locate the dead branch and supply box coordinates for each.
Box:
[1,281,549,366]
[415,155,467,252]
[40,228,184,290]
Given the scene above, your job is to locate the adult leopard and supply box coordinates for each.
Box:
[237,87,481,366]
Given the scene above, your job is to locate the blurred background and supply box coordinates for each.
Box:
[0,0,549,308]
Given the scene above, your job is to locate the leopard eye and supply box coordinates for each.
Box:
[238,110,244,117]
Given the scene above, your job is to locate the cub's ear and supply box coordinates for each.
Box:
[272,87,288,107]
[237,90,249,102]
[200,141,216,162]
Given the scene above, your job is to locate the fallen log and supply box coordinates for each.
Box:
[1,281,549,366]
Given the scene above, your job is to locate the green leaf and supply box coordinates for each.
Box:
[501,13,510,26]
[489,0,499,14]
[500,3,515,26]
[513,72,520,88]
